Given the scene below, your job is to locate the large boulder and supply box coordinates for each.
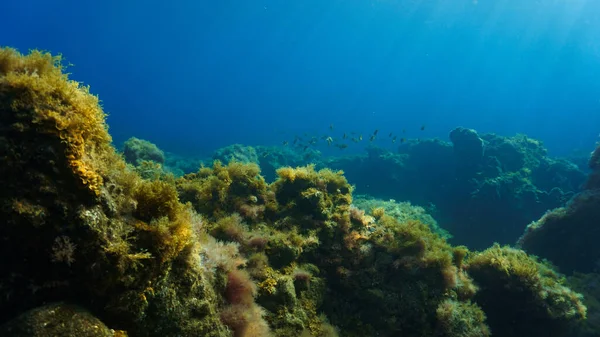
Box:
[519,145,600,274]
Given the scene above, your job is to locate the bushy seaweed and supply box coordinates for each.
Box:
[0,48,261,337]
[122,137,165,166]
[177,160,271,221]
[467,244,586,337]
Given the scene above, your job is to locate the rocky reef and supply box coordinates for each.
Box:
[213,144,260,166]
[516,145,600,336]
[122,137,166,166]
[0,48,234,336]
[519,145,600,274]
[0,48,589,337]
[202,128,586,250]
[324,128,586,249]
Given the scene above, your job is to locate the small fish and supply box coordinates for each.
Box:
[374,129,379,136]
[389,132,393,137]
[420,125,425,131]
[336,143,348,150]
[359,135,363,141]
[303,145,309,151]
[293,137,299,145]
[343,133,347,139]
[326,137,333,146]
[330,124,334,130]
[400,138,405,143]
[402,129,406,133]
[370,135,376,142]
[392,136,397,143]
[282,141,288,146]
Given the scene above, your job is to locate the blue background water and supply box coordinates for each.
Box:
[2,0,600,157]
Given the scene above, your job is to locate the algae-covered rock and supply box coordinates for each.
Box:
[0,302,118,337]
[435,300,490,337]
[352,195,450,238]
[467,244,587,337]
[327,131,584,249]
[257,145,322,182]
[213,144,259,165]
[177,161,588,337]
[0,48,242,337]
[519,190,600,274]
[588,145,600,189]
[568,272,600,337]
[177,160,271,221]
[449,127,484,173]
[122,137,165,166]
[519,145,600,274]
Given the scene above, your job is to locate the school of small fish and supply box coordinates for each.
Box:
[279,124,427,152]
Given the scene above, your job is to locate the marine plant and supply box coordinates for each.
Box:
[177,160,272,221]
[568,272,600,337]
[352,195,451,238]
[122,136,165,166]
[519,144,600,274]
[213,143,260,165]
[0,47,271,336]
[466,244,587,337]
[175,161,588,336]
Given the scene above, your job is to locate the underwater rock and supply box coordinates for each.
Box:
[532,157,586,194]
[328,131,585,249]
[467,245,587,337]
[352,195,451,238]
[0,48,238,337]
[568,272,600,337]
[256,145,322,182]
[481,133,527,172]
[177,160,271,221]
[180,162,488,336]
[326,140,454,204]
[177,161,587,337]
[122,138,203,177]
[163,151,205,176]
[449,127,484,173]
[0,302,118,337]
[519,145,600,274]
[587,144,600,189]
[461,170,570,249]
[260,165,488,336]
[122,136,165,166]
[213,143,260,165]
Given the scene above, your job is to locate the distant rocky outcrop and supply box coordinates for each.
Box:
[122,136,165,166]
[213,143,260,165]
[518,145,600,274]
[517,145,600,337]
[326,128,586,249]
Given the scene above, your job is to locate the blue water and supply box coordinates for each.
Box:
[2,0,600,156]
